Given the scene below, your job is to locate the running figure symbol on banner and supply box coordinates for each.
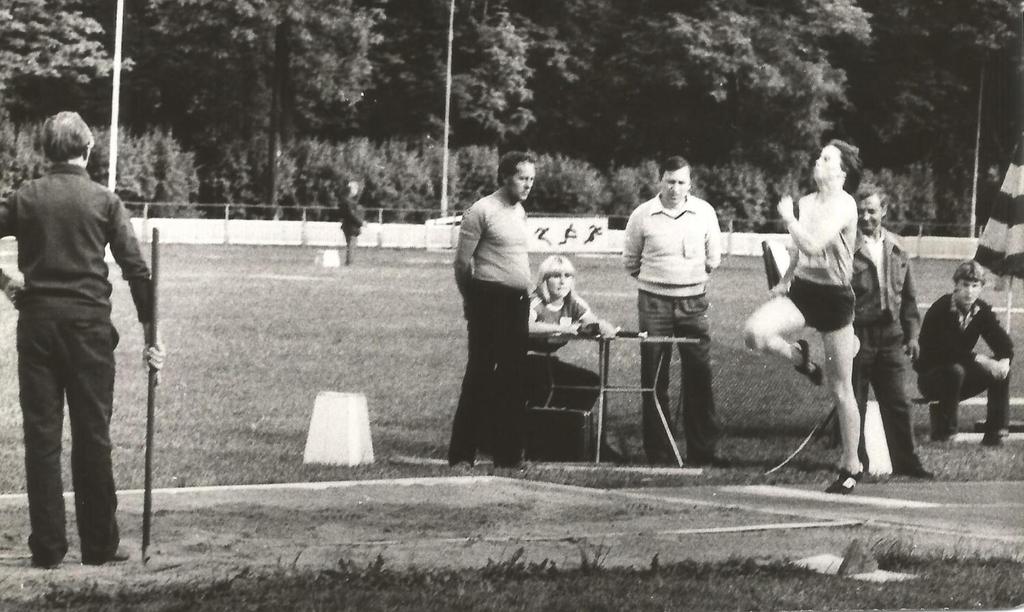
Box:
[534,226,552,245]
[558,224,578,245]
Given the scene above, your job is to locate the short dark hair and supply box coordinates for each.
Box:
[659,156,690,177]
[42,111,93,162]
[856,181,886,207]
[953,260,987,284]
[827,139,862,194]
[497,151,535,183]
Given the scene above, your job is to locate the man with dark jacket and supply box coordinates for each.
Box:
[916,260,1013,446]
[339,180,364,266]
[0,111,164,569]
[850,189,931,477]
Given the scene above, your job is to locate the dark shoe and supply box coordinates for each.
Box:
[794,339,823,386]
[689,456,732,468]
[893,463,934,479]
[448,455,476,468]
[824,469,863,494]
[600,443,625,464]
[645,451,675,466]
[31,558,62,570]
[981,434,1004,447]
[82,546,130,566]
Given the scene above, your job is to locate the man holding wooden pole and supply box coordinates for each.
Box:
[0,111,164,569]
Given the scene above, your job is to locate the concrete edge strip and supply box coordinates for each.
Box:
[857,518,1024,545]
[951,432,1024,442]
[729,485,940,509]
[390,455,703,476]
[308,519,864,547]
[960,397,1024,406]
[0,476,499,503]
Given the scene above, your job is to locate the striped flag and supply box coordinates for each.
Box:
[975,134,1024,277]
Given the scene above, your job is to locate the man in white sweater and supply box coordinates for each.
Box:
[623,156,724,466]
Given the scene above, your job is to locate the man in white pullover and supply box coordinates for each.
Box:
[623,156,724,466]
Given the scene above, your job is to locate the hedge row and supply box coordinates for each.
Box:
[0,122,947,232]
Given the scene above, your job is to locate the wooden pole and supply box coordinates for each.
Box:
[142,228,159,564]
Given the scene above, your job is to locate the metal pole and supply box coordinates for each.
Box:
[440,0,455,217]
[142,228,159,564]
[107,0,125,192]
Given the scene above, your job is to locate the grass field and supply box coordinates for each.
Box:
[1,243,1022,610]
[0,244,1020,492]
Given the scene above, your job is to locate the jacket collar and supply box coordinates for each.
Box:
[855,228,904,258]
[48,163,90,178]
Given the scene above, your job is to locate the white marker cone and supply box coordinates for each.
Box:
[320,249,341,268]
[864,400,892,476]
[303,392,374,466]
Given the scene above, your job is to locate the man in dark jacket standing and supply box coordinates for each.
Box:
[850,189,931,477]
[916,260,1013,446]
[339,179,364,266]
[0,111,164,568]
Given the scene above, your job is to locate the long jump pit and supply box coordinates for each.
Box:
[0,474,1019,597]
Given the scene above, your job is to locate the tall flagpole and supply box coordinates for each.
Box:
[1009,2,1024,332]
[107,0,125,192]
[970,68,984,238]
[440,0,455,217]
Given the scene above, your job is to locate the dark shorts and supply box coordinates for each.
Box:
[788,277,854,332]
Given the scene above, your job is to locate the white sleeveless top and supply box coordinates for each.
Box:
[792,192,857,287]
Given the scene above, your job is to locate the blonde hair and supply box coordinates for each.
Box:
[535,255,577,303]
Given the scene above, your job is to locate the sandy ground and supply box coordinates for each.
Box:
[0,474,1021,605]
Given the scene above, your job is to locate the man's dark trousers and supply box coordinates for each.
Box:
[852,322,919,472]
[637,290,720,464]
[449,280,528,467]
[918,361,1010,440]
[18,318,120,566]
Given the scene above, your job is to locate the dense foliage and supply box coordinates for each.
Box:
[0,0,1020,230]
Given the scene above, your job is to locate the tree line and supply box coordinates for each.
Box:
[0,0,1020,232]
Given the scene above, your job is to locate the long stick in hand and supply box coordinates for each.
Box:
[142,228,160,564]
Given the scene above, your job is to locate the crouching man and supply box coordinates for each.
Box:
[915,261,1013,446]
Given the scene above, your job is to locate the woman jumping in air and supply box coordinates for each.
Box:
[744,139,864,494]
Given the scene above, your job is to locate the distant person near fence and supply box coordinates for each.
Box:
[449,151,535,469]
[0,111,165,569]
[339,180,364,266]
[743,139,864,494]
[916,261,1014,446]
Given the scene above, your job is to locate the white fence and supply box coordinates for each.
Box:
[129,217,980,260]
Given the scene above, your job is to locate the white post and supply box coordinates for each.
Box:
[107,0,125,192]
[440,0,455,217]
[970,68,984,238]
[1007,277,1015,333]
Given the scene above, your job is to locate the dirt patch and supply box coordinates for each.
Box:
[0,476,1017,606]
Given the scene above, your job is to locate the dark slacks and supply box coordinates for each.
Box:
[524,353,600,412]
[852,322,921,473]
[17,318,120,566]
[448,280,528,467]
[637,290,720,464]
[917,361,1010,440]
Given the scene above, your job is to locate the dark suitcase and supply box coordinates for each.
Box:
[524,406,594,462]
